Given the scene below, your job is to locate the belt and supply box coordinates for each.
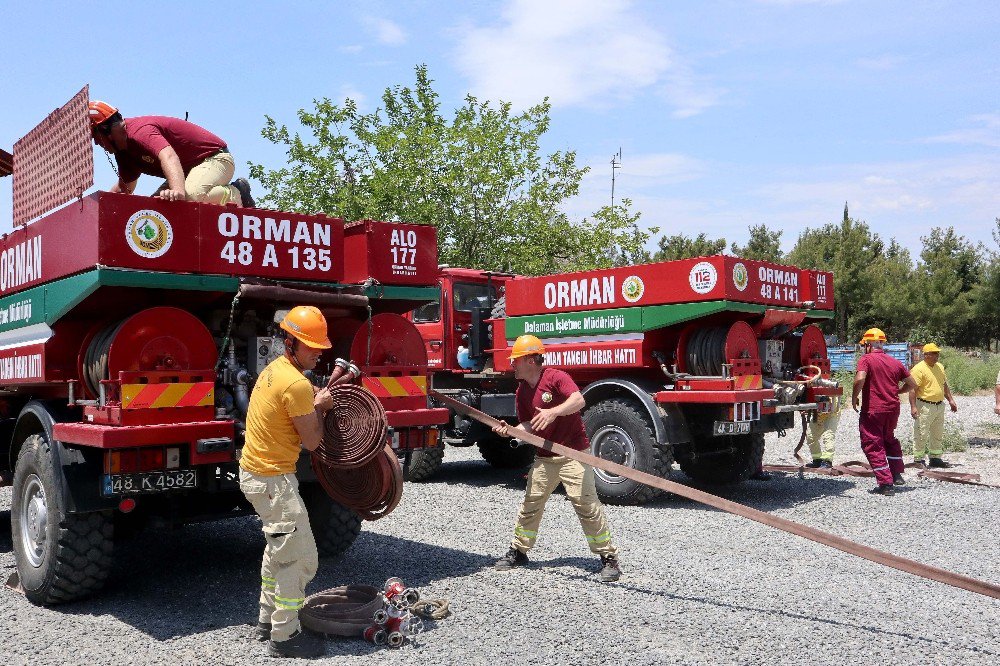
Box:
[918,398,943,405]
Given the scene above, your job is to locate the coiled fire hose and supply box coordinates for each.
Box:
[301,585,451,637]
[311,384,404,520]
[431,391,1000,600]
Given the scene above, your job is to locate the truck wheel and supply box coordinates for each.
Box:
[303,485,362,558]
[674,433,765,485]
[583,399,672,506]
[11,434,114,605]
[477,437,535,469]
[399,447,444,482]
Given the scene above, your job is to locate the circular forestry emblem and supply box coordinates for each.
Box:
[541,391,553,404]
[732,262,749,292]
[621,275,645,303]
[689,261,718,294]
[126,209,174,259]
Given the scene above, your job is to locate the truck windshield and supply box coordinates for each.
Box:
[454,282,497,312]
[411,288,442,323]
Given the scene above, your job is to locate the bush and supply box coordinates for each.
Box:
[937,349,1000,395]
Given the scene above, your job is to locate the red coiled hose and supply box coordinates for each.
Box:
[314,384,387,469]
[313,444,404,521]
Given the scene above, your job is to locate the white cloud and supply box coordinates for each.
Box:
[924,114,1000,148]
[583,152,707,185]
[454,0,717,114]
[855,54,905,70]
[338,44,363,54]
[365,17,407,46]
[339,85,367,111]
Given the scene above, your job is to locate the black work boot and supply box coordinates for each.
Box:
[598,554,622,583]
[494,547,528,571]
[267,629,324,659]
[869,484,895,496]
[928,457,952,468]
[806,459,823,468]
[818,460,833,469]
[232,177,256,208]
[255,621,272,642]
[892,472,906,486]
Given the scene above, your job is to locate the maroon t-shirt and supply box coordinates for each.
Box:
[857,348,910,414]
[115,116,227,183]
[515,367,589,457]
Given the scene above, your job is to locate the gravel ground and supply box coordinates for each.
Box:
[1,396,998,665]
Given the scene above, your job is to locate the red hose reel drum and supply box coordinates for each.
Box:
[798,324,828,367]
[677,320,759,375]
[349,313,428,368]
[107,307,217,375]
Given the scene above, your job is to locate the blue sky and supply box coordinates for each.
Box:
[1,0,997,258]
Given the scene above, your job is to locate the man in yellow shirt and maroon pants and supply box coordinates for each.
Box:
[239,306,334,659]
[908,343,958,468]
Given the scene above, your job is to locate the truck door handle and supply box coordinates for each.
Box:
[429,341,442,350]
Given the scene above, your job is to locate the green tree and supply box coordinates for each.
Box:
[915,226,986,346]
[787,204,883,342]
[730,224,783,262]
[858,240,920,342]
[974,220,1000,350]
[650,232,727,261]
[249,65,652,275]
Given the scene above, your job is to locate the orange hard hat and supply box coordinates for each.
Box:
[88,100,119,127]
[510,334,545,359]
[280,306,332,349]
[859,327,887,344]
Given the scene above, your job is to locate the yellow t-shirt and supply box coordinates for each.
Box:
[911,360,947,403]
[240,355,316,476]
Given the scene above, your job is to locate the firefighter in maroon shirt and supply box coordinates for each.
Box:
[88,100,254,207]
[852,328,917,496]
[491,335,621,583]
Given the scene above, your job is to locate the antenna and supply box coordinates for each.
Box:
[610,148,622,209]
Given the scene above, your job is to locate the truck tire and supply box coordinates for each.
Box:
[477,436,535,469]
[303,485,362,559]
[11,434,114,605]
[583,399,672,506]
[400,447,444,482]
[674,433,765,485]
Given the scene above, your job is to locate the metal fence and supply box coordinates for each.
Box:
[828,342,913,372]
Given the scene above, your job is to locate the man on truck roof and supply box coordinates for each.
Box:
[491,334,622,583]
[852,328,916,496]
[239,305,334,659]
[88,100,255,207]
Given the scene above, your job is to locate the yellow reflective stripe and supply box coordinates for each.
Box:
[275,596,304,609]
[261,576,276,589]
[587,531,612,543]
[514,526,537,537]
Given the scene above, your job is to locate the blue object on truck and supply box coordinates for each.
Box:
[828,342,911,372]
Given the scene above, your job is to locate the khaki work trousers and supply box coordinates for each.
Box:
[807,412,839,461]
[239,469,318,642]
[511,455,618,557]
[153,151,240,204]
[913,400,946,458]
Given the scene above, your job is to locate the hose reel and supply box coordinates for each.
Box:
[678,321,759,376]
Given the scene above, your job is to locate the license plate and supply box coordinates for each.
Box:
[713,421,751,436]
[102,469,198,496]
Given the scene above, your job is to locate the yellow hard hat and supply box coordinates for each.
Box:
[510,334,545,359]
[280,305,332,349]
[859,328,887,344]
[922,343,941,353]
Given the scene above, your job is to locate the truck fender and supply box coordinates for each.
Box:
[581,378,692,446]
[11,400,111,514]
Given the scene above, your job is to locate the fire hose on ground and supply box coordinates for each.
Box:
[430,390,1000,600]
[312,379,404,521]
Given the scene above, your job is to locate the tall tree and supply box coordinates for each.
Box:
[914,226,985,346]
[730,224,783,262]
[249,65,652,275]
[650,232,727,261]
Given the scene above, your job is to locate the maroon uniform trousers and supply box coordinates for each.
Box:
[858,409,904,485]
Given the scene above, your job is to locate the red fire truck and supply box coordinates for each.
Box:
[410,258,840,503]
[0,104,448,604]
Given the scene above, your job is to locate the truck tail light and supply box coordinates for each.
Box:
[138,448,165,471]
[426,429,439,447]
[117,450,138,473]
[166,447,181,469]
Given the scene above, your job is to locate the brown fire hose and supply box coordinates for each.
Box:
[311,384,404,520]
[300,584,383,636]
[430,391,1000,600]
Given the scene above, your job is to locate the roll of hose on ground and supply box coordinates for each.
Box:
[311,384,403,521]
[300,584,382,636]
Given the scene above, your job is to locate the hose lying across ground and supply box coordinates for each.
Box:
[431,390,1000,600]
[312,384,403,520]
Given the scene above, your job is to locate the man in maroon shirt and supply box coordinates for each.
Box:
[491,335,621,583]
[88,100,254,207]
[852,328,917,495]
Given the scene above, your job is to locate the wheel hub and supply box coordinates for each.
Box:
[591,425,635,485]
[19,475,48,568]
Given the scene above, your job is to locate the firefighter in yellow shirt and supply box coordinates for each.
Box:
[239,306,334,659]
[908,343,958,468]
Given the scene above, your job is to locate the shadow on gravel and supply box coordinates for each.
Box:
[50,517,491,642]
[431,458,528,490]
[641,473,858,513]
[0,510,10,554]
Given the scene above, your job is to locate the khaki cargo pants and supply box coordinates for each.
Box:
[239,469,318,642]
[913,400,946,458]
[152,150,242,204]
[807,411,840,462]
[511,455,618,557]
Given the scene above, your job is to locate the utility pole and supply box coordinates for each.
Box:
[611,148,622,209]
